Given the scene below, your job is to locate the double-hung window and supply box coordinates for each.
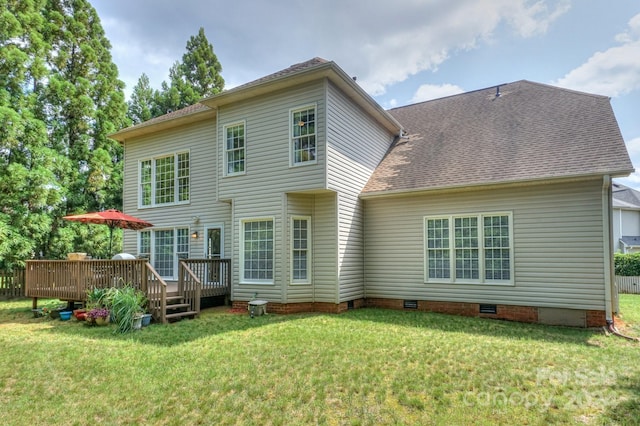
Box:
[291,216,311,284]
[224,122,245,175]
[425,213,513,284]
[139,151,190,207]
[291,106,316,165]
[241,218,274,284]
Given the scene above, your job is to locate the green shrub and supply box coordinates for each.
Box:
[614,252,640,276]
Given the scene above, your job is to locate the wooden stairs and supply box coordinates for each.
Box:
[164,290,198,322]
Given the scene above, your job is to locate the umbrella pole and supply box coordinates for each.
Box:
[108,226,114,259]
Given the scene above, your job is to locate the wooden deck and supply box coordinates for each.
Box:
[25,258,231,323]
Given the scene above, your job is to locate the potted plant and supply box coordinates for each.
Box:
[109,285,147,333]
[86,287,109,309]
[86,307,110,325]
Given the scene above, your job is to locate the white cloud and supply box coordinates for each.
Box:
[411,84,465,103]
[93,0,571,99]
[349,0,571,95]
[555,13,640,97]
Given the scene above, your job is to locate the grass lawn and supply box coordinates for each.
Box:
[0,297,639,425]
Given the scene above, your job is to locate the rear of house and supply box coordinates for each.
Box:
[112,58,400,313]
[362,81,633,327]
[111,60,633,326]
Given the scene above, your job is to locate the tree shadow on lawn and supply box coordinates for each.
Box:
[30,305,319,347]
[341,308,615,347]
[1,299,630,348]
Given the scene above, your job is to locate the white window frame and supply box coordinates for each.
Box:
[424,212,514,285]
[223,121,246,176]
[290,216,311,285]
[290,104,317,167]
[240,217,275,285]
[138,151,190,208]
[137,227,190,280]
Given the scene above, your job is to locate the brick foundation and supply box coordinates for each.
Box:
[586,310,607,327]
[231,298,607,327]
[231,299,365,315]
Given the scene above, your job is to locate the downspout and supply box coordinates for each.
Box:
[602,175,614,325]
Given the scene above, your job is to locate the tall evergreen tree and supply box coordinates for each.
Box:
[40,0,128,259]
[0,0,128,266]
[127,73,153,125]
[182,27,224,98]
[152,27,224,116]
[0,0,68,267]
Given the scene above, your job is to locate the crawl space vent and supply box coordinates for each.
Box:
[479,304,497,314]
[403,300,418,309]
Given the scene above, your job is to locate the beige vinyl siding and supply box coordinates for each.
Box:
[220,82,328,303]
[364,179,608,310]
[217,82,327,200]
[326,82,397,302]
[121,119,232,262]
[231,199,282,302]
[284,194,313,303]
[312,192,339,303]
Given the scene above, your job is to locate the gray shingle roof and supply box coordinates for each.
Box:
[613,182,640,209]
[363,80,634,194]
[621,236,640,247]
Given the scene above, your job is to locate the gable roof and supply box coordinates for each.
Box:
[111,58,401,141]
[613,182,640,209]
[362,80,634,196]
[200,57,400,133]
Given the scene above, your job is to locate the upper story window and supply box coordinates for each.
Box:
[224,121,245,175]
[291,105,316,166]
[424,212,513,285]
[139,151,190,207]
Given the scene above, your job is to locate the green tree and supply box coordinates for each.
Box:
[127,73,154,125]
[0,0,128,266]
[0,0,68,268]
[152,27,224,116]
[40,0,128,259]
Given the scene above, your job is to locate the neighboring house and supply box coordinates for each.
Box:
[612,182,640,253]
[110,58,633,327]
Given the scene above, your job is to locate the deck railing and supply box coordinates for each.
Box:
[181,258,231,298]
[0,268,25,298]
[25,259,150,303]
[23,258,231,324]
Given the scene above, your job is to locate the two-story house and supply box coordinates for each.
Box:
[110,57,633,327]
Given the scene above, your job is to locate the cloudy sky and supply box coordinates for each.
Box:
[92,0,640,185]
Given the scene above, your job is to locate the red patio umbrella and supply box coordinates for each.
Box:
[63,209,153,257]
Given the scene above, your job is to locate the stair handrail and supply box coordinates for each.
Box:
[144,263,167,324]
[178,261,202,316]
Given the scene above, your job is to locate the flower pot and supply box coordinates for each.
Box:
[95,316,110,326]
[133,315,143,330]
[59,311,72,321]
[32,308,43,318]
[141,313,152,327]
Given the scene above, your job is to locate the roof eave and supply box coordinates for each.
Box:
[201,61,403,135]
[361,171,634,199]
[109,108,216,143]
